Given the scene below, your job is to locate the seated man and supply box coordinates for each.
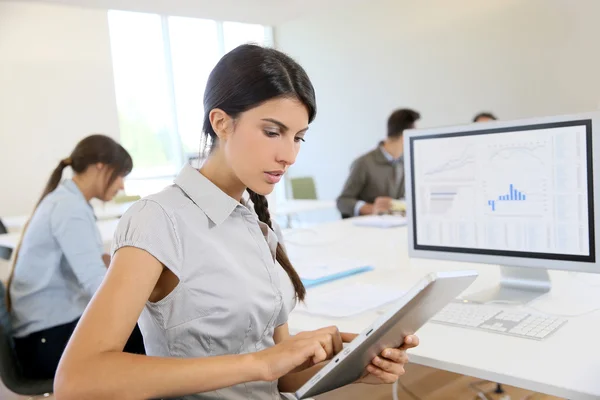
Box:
[337,108,420,218]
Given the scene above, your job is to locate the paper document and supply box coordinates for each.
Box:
[295,259,372,280]
[352,215,407,228]
[294,259,374,288]
[296,283,407,318]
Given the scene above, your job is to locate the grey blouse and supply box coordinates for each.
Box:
[112,164,296,400]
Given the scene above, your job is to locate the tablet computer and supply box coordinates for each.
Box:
[294,270,478,399]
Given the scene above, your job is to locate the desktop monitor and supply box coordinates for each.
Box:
[404,112,600,303]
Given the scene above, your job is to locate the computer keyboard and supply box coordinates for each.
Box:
[430,302,567,340]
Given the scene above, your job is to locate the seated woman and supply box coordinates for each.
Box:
[54,45,418,400]
[7,134,144,380]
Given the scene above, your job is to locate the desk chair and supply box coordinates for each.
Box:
[0,282,53,398]
[287,177,318,228]
[0,220,12,261]
[113,194,141,204]
[290,177,317,200]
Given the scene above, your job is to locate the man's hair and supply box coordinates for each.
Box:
[473,112,497,122]
[387,108,420,138]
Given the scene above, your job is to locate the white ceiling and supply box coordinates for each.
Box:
[17,0,366,25]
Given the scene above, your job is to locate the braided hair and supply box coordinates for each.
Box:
[247,189,305,301]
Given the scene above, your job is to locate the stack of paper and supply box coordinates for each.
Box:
[296,283,407,318]
[390,199,406,212]
[352,215,407,228]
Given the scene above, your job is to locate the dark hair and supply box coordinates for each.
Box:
[7,134,132,310]
[41,134,132,206]
[387,108,420,138]
[202,44,316,301]
[473,112,497,122]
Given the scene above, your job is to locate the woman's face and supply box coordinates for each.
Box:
[103,175,125,201]
[220,97,310,196]
[96,167,125,201]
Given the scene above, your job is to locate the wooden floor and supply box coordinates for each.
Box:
[1,364,563,400]
[317,364,564,400]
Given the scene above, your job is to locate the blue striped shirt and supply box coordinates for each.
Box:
[10,180,106,337]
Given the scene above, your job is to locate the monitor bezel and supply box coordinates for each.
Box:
[404,112,600,274]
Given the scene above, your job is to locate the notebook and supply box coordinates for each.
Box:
[294,260,374,289]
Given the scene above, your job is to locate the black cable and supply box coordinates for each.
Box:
[495,383,505,393]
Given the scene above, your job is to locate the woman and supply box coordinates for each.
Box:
[55,45,418,399]
[8,134,144,380]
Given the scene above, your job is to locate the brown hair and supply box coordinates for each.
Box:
[473,112,497,122]
[202,45,315,301]
[387,108,420,138]
[6,134,133,310]
[247,190,306,301]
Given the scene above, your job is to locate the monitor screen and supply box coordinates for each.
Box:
[409,120,595,262]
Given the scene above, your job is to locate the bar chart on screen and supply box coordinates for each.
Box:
[487,184,526,212]
[483,181,549,217]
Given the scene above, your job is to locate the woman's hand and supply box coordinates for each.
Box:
[356,334,420,384]
[254,326,346,381]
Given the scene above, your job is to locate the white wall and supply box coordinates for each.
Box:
[0,1,119,217]
[275,0,600,202]
[28,0,368,26]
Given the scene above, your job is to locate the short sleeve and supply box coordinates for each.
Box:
[111,199,182,278]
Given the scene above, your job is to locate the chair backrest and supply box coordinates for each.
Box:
[0,219,12,261]
[290,177,317,200]
[0,281,22,389]
[0,282,10,339]
[0,282,53,395]
[113,194,141,204]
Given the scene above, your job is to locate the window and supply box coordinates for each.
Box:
[168,17,219,157]
[107,11,180,182]
[107,11,273,196]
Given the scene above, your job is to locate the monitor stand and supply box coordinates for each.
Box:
[462,266,551,305]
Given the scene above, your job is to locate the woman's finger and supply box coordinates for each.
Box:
[317,333,334,358]
[341,332,358,343]
[373,356,406,376]
[367,364,403,383]
[400,335,419,349]
[381,348,409,363]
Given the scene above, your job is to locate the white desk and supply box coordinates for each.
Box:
[1,215,28,233]
[273,199,336,216]
[0,232,19,249]
[1,213,598,397]
[93,201,136,221]
[4,200,326,232]
[2,201,136,233]
[272,199,336,228]
[283,218,600,400]
[0,219,119,252]
[0,200,331,247]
